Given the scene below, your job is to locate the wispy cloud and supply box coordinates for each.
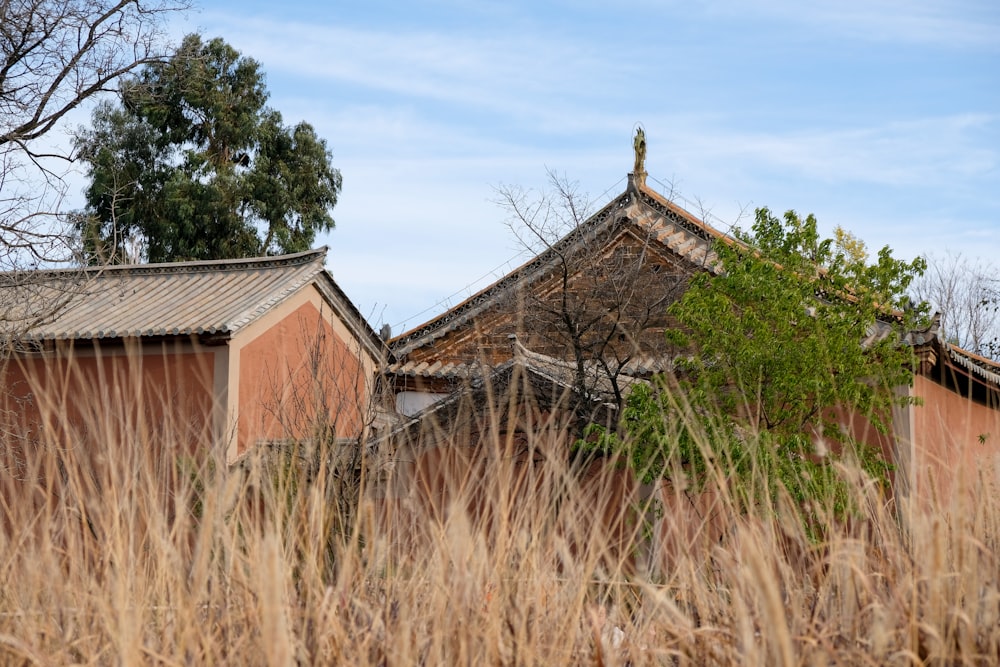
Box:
[663,114,998,188]
[193,15,638,127]
[172,1,998,328]
[701,0,1000,48]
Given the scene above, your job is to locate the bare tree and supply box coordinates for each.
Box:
[1,0,186,340]
[494,170,693,434]
[244,303,389,550]
[912,251,1000,359]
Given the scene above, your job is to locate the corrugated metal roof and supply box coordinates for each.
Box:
[6,248,329,342]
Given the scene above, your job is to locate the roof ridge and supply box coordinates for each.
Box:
[9,247,329,278]
[8,247,338,342]
[633,181,729,244]
[390,177,729,356]
[224,259,327,333]
[389,190,635,354]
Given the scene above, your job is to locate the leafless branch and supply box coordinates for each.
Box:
[494,171,689,434]
[0,0,185,342]
[912,251,1000,358]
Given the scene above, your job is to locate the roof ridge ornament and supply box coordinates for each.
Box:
[631,125,647,190]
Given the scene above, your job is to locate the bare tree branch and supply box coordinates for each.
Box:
[494,170,690,435]
[912,251,1000,358]
[0,0,185,342]
[0,0,186,147]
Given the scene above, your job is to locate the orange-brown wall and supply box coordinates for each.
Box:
[388,441,642,570]
[236,300,371,456]
[2,340,217,456]
[907,373,1000,502]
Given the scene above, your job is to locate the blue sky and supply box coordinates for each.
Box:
[172,0,999,333]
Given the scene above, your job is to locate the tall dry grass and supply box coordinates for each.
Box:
[2,367,1000,666]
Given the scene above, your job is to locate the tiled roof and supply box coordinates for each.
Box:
[389,177,728,358]
[873,313,1000,387]
[508,340,652,400]
[387,350,672,381]
[386,169,1000,395]
[375,347,649,446]
[945,343,1000,386]
[4,248,358,342]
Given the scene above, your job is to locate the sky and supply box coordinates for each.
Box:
[163,1,1000,333]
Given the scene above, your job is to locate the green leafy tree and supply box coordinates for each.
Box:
[584,208,928,525]
[74,34,342,263]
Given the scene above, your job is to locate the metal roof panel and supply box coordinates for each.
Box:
[5,249,330,342]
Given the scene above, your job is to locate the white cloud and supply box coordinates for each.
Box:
[662,114,998,188]
[701,0,1000,48]
[167,1,998,331]
[190,15,638,126]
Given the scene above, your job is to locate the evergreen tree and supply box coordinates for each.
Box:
[75,34,342,263]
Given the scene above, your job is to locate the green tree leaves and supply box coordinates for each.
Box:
[672,208,926,441]
[74,34,342,263]
[582,208,928,529]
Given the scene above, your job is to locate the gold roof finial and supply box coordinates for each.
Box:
[631,125,647,189]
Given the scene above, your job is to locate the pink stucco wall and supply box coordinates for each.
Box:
[237,301,370,455]
[2,340,216,455]
[908,373,1000,501]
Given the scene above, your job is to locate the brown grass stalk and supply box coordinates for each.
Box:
[2,354,999,665]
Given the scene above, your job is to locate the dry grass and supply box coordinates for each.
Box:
[2,375,1000,666]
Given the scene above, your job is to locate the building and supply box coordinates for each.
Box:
[381,145,1000,514]
[903,322,1000,502]
[1,248,385,465]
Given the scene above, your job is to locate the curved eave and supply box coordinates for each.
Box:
[945,343,1000,388]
